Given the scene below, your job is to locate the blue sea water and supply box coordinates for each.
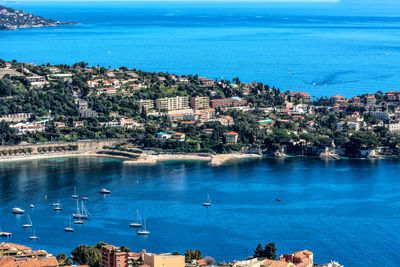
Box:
[0,157,399,266]
[1,1,400,97]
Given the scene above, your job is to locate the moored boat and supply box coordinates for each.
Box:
[137,219,150,236]
[12,207,25,214]
[202,194,212,207]
[64,217,74,232]
[22,214,33,228]
[99,188,111,194]
[129,209,142,228]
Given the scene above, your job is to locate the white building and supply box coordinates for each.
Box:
[156,96,189,111]
[371,111,391,121]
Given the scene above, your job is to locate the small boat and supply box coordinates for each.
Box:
[74,220,84,224]
[64,218,74,232]
[72,187,78,199]
[0,226,12,237]
[276,198,281,202]
[72,199,89,220]
[12,207,25,214]
[53,200,61,206]
[81,196,89,201]
[137,219,150,236]
[202,194,212,207]
[29,228,39,240]
[22,214,33,228]
[30,204,34,208]
[99,188,111,194]
[129,209,142,228]
[54,206,62,211]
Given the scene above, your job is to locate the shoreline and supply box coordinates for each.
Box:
[123,153,263,166]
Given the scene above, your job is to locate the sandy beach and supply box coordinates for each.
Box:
[123,153,262,166]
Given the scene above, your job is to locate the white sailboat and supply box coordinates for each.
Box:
[64,217,74,232]
[72,200,89,220]
[137,219,150,235]
[54,205,62,211]
[72,187,78,199]
[29,228,39,240]
[129,209,142,228]
[22,214,33,228]
[202,194,212,207]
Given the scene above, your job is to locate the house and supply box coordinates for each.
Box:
[172,132,186,141]
[87,80,100,88]
[46,66,60,73]
[0,242,58,267]
[11,123,45,135]
[80,108,97,118]
[155,132,172,140]
[371,111,391,120]
[136,99,155,110]
[142,250,185,267]
[330,95,345,104]
[54,122,66,128]
[219,115,234,126]
[258,119,274,129]
[278,250,313,267]
[98,87,117,95]
[224,132,239,144]
[289,92,311,104]
[178,77,189,83]
[203,128,214,137]
[387,120,400,133]
[26,75,48,88]
[127,72,139,80]
[72,121,84,128]
[101,245,141,267]
[198,77,215,86]
[337,121,360,131]
[5,62,12,69]
[120,118,137,128]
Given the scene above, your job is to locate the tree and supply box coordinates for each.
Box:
[71,244,101,267]
[263,243,277,260]
[254,243,264,258]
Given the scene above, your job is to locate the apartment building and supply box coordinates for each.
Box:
[156,96,189,111]
[190,96,210,110]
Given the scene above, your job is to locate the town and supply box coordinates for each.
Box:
[0,241,343,267]
[1,59,400,161]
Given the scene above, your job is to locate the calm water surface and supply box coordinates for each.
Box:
[0,157,399,266]
[1,2,400,97]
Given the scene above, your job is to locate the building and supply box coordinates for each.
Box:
[386,91,400,101]
[11,123,45,135]
[190,96,210,110]
[54,122,66,128]
[87,80,100,88]
[155,132,172,140]
[210,98,247,108]
[136,100,155,111]
[0,113,32,123]
[72,121,84,128]
[289,92,311,104]
[101,245,140,267]
[120,118,139,128]
[387,120,400,133]
[142,251,185,267]
[371,111,390,120]
[172,132,186,141]
[45,66,60,73]
[319,261,343,267]
[26,75,48,88]
[80,108,97,118]
[198,77,215,86]
[365,95,376,105]
[279,250,313,267]
[330,95,345,104]
[99,87,118,95]
[156,96,189,111]
[0,242,58,267]
[224,131,239,144]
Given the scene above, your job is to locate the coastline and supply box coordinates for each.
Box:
[123,153,263,166]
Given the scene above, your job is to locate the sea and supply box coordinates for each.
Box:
[1,1,400,97]
[1,2,400,266]
[0,157,399,266]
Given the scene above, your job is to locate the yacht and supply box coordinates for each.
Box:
[129,209,142,228]
[202,194,212,207]
[99,188,111,194]
[137,219,150,236]
[12,207,25,214]
[74,220,84,224]
[0,226,12,237]
[22,214,33,228]
[30,204,34,209]
[54,206,62,211]
[64,218,74,232]
[81,196,89,201]
[72,200,89,220]
[72,187,78,199]
[29,228,39,240]
[53,200,61,206]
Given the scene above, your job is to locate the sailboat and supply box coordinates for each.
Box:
[81,196,89,201]
[72,187,78,199]
[0,226,12,237]
[22,214,33,228]
[64,217,74,232]
[29,228,39,240]
[137,219,150,235]
[54,205,62,211]
[202,194,212,207]
[72,200,89,220]
[129,209,142,228]
[53,200,61,206]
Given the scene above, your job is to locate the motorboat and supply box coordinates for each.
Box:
[12,207,25,214]
[99,188,111,194]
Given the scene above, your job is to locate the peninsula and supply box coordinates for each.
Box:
[0,5,76,30]
[1,59,400,163]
